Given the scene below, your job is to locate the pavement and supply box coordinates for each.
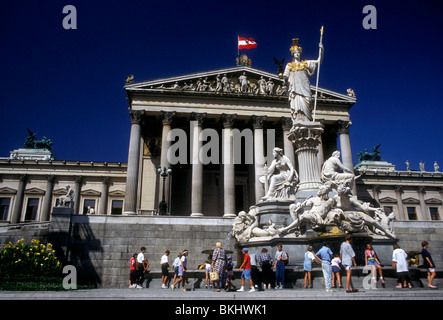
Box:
[1,279,442,300]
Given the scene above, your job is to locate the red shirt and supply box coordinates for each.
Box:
[244,253,251,270]
[130,257,136,271]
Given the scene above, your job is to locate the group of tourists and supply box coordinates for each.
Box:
[311,237,438,292]
[128,239,437,292]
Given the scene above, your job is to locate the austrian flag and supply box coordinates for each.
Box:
[238,36,257,50]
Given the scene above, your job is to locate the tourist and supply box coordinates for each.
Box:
[171,250,188,292]
[172,252,182,289]
[274,243,288,289]
[259,248,273,290]
[314,241,334,292]
[225,256,236,291]
[340,235,358,293]
[331,253,343,289]
[160,250,170,289]
[129,253,138,288]
[303,245,317,288]
[136,247,149,289]
[421,241,437,289]
[204,260,213,289]
[392,244,412,288]
[211,242,227,292]
[364,243,385,288]
[237,248,255,292]
[249,252,261,290]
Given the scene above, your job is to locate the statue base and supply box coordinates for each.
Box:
[255,199,293,229]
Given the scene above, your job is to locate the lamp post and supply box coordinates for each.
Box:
[158,166,172,215]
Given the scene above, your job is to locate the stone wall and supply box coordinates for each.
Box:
[1,218,442,289]
[392,220,443,267]
[67,215,234,288]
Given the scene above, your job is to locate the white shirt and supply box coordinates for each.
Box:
[173,257,181,267]
[137,252,145,264]
[161,254,169,264]
[392,248,409,272]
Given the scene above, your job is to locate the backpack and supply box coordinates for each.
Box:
[283,251,289,265]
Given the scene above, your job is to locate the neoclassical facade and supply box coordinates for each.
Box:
[0,65,441,224]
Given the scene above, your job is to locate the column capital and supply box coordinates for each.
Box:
[394,185,403,193]
[251,115,267,129]
[129,110,144,125]
[417,186,426,194]
[221,113,237,128]
[74,175,83,185]
[337,120,352,134]
[19,174,29,183]
[102,176,111,185]
[280,116,292,131]
[372,184,380,194]
[191,112,207,126]
[46,175,56,183]
[160,110,176,125]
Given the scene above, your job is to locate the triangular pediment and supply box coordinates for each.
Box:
[109,190,125,197]
[125,66,356,104]
[24,187,45,195]
[402,197,420,204]
[0,187,17,194]
[379,196,398,204]
[53,188,69,195]
[425,198,442,205]
[81,189,102,197]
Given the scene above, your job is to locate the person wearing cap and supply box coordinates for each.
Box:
[171,250,188,292]
[237,248,255,292]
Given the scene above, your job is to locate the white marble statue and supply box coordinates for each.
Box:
[279,184,335,235]
[232,206,259,242]
[321,150,355,190]
[58,185,74,208]
[282,38,323,122]
[261,147,298,201]
[333,186,397,239]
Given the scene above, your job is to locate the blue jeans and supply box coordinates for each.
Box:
[322,262,332,290]
[275,261,285,287]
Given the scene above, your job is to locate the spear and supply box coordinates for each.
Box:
[312,26,324,122]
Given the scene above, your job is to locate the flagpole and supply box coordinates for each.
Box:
[312,26,324,122]
[237,35,239,56]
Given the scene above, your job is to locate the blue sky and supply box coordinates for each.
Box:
[0,0,442,172]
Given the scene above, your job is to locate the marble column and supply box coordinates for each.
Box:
[338,120,356,194]
[99,177,110,215]
[289,122,324,196]
[394,186,406,220]
[371,185,380,207]
[252,115,267,203]
[222,113,237,217]
[11,174,28,224]
[160,111,176,213]
[41,175,55,221]
[280,117,295,167]
[417,186,427,220]
[73,176,83,215]
[123,110,144,215]
[317,120,325,168]
[190,112,207,216]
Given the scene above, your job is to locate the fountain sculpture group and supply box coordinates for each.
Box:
[231,37,397,266]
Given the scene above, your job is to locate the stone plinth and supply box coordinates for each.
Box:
[9,148,54,161]
[255,199,293,229]
[48,206,73,264]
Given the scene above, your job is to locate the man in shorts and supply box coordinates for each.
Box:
[237,248,255,292]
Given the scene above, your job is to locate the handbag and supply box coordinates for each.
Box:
[209,271,219,281]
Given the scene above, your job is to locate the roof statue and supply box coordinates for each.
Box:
[24,129,53,151]
[357,144,382,163]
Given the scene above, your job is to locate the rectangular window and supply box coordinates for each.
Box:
[407,207,417,220]
[111,200,123,215]
[430,207,440,221]
[25,198,39,221]
[83,199,96,214]
[383,206,393,214]
[0,198,11,221]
